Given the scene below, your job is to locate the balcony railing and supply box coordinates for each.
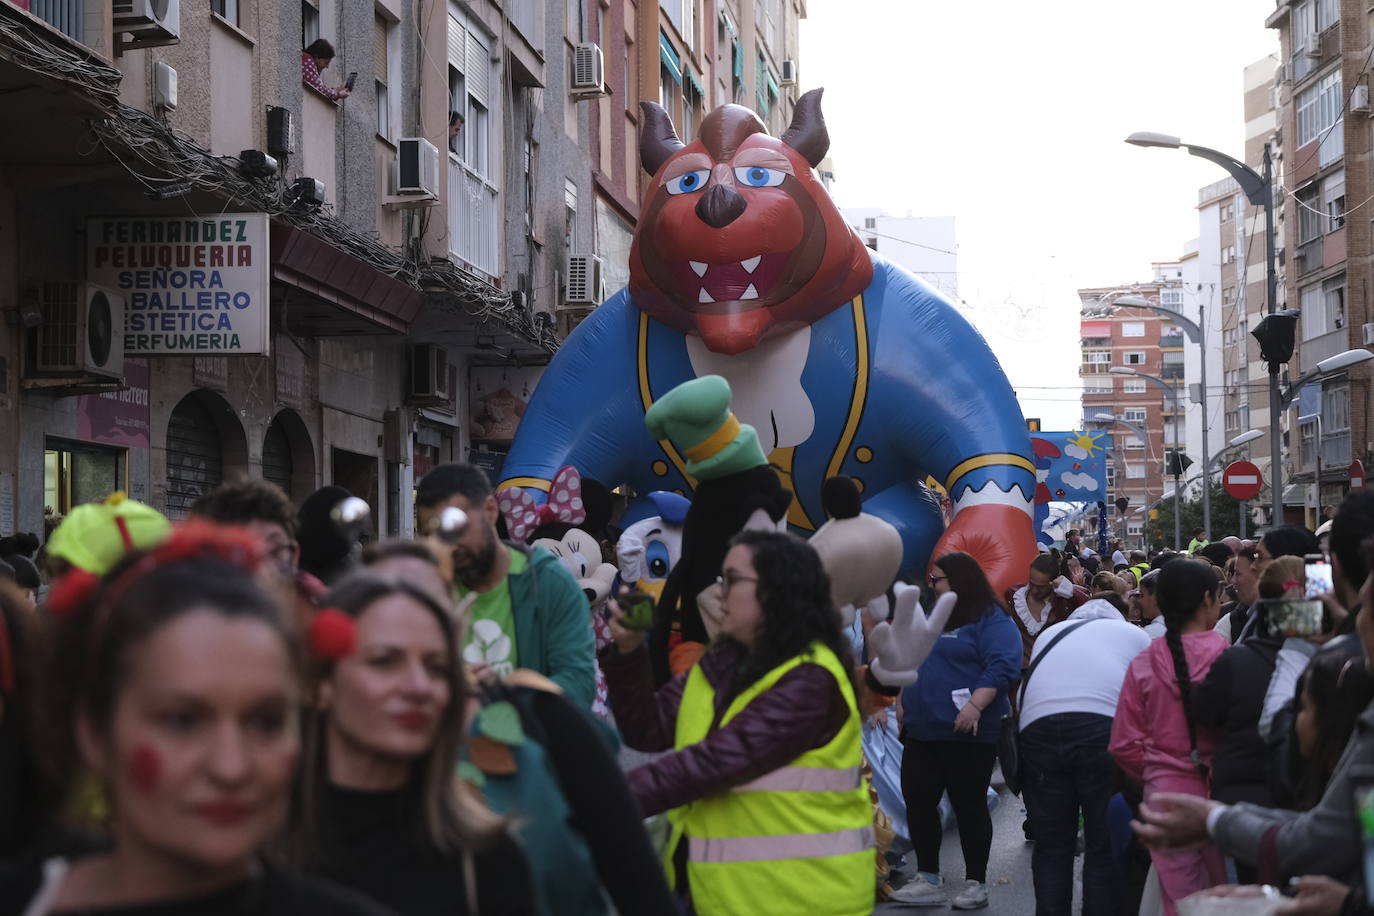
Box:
[1295,238,1322,276]
[449,157,500,278]
[1080,364,1110,376]
[507,0,544,51]
[1300,328,1347,370]
[1300,431,1352,471]
[1159,366,1185,381]
[32,0,84,42]
[1159,332,1185,348]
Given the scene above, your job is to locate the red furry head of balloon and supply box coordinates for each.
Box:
[629,88,873,355]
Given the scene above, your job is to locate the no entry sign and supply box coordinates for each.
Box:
[1222,461,1263,500]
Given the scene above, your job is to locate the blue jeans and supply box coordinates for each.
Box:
[1020,712,1119,916]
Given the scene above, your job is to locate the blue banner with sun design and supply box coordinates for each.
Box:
[1029,430,1109,545]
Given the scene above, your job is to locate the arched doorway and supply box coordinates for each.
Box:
[164,390,247,518]
[263,409,315,502]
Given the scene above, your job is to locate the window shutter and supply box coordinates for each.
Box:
[465,29,489,106]
[448,14,467,71]
[374,14,389,85]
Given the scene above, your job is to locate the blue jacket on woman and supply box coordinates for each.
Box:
[900,608,1022,744]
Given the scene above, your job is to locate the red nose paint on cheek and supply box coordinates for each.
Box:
[128,745,162,793]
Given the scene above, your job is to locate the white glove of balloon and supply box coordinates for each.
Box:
[697,581,724,641]
[868,583,955,687]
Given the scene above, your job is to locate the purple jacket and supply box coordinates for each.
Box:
[600,642,849,817]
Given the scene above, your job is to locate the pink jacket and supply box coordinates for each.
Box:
[1110,631,1228,787]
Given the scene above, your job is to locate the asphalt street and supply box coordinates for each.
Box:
[876,783,1079,915]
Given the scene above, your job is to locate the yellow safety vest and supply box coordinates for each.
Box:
[665,642,873,916]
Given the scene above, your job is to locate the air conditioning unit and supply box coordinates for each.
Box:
[1353,84,1372,115]
[35,283,125,380]
[571,43,606,96]
[113,0,180,42]
[563,255,604,306]
[396,138,440,196]
[1362,322,1374,346]
[780,59,796,85]
[407,343,449,404]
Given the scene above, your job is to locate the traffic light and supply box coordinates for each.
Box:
[1166,450,1194,477]
[1251,310,1300,368]
[1026,418,1041,432]
[1115,496,1129,514]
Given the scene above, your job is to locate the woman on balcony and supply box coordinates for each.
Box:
[302,39,351,102]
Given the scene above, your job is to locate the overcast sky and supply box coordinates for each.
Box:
[800,0,1278,429]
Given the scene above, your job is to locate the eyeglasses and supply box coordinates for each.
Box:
[928,574,948,587]
[716,570,759,593]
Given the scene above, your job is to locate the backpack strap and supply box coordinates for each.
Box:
[1018,619,1093,709]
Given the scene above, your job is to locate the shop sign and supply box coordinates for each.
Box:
[87,214,271,356]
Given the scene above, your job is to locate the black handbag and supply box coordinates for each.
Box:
[997,619,1091,796]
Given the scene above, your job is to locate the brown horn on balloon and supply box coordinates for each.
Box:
[640,102,686,176]
[780,87,829,168]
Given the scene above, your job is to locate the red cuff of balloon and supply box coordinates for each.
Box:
[932,503,1038,598]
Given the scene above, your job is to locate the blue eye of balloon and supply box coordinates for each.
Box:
[646,540,670,580]
[665,171,710,195]
[734,166,785,188]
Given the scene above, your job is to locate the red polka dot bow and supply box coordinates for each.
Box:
[497,465,587,541]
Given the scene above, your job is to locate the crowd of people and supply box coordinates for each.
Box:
[2,469,1374,915]
[975,511,1374,916]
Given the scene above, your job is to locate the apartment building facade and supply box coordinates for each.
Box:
[0,0,806,540]
[1080,272,1188,545]
[1265,0,1369,525]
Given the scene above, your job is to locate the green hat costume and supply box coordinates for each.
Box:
[47,492,172,575]
[644,375,768,481]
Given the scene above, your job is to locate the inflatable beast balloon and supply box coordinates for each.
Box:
[498,89,1037,593]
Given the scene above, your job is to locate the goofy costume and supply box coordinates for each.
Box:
[500,89,1037,594]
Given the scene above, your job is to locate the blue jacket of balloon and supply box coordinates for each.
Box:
[501,252,1035,581]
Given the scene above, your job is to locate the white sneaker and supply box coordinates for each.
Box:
[888,874,947,906]
[950,879,989,910]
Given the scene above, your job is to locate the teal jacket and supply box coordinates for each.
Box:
[508,542,597,709]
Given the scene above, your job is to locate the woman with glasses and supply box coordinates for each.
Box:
[600,530,872,916]
[887,552,1022,910]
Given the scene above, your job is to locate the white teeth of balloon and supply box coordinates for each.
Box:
[690,261,708,277]
[741,256,761,274]
[698,287,715,303]
[740,284,759,300]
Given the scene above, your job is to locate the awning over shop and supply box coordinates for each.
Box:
[271,224,425,335]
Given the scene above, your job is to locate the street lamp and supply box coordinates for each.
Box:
[1111,366,1187,548]
[1278,349,1374,408]
[1126,131,1279,529]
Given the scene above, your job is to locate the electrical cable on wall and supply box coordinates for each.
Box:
[85,102,558,356]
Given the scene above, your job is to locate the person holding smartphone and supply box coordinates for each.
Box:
[1132,537,1374,897]
[302,39,351,102]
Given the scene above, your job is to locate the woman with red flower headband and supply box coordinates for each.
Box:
[0,523,393,915]
[285,573,534,916]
